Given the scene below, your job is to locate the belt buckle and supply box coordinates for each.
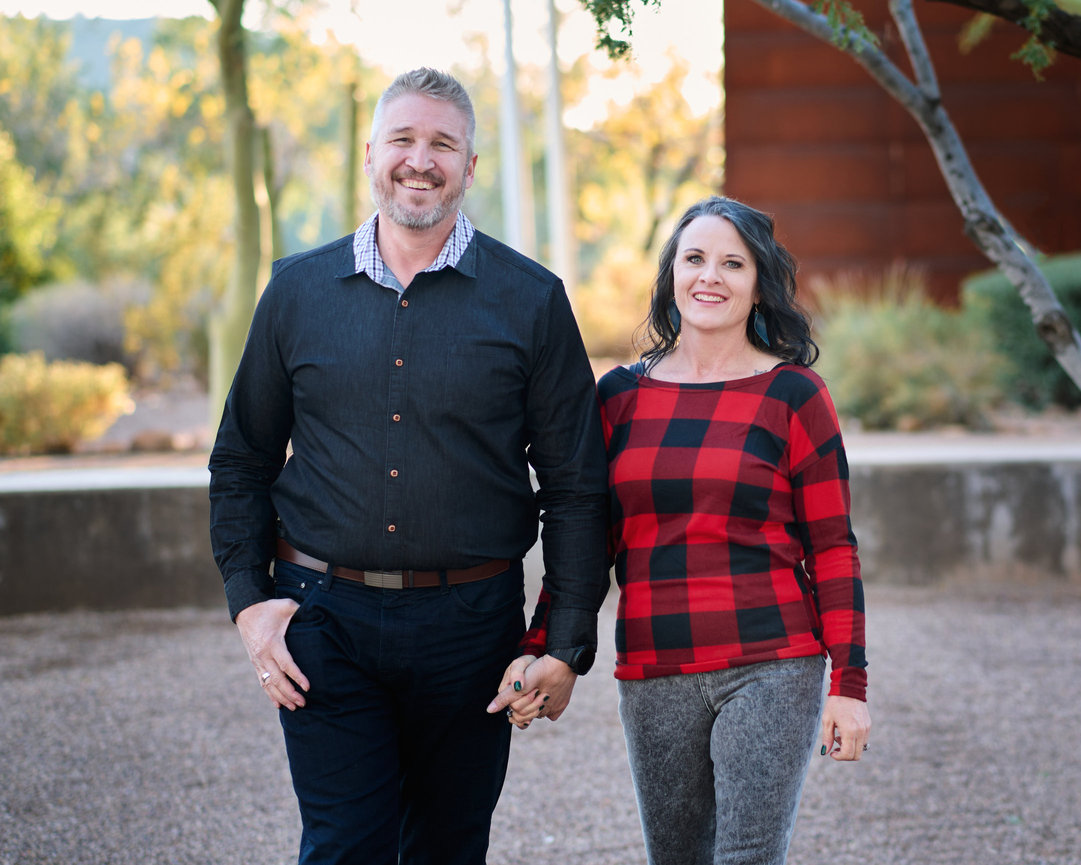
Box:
[363,569,404,589]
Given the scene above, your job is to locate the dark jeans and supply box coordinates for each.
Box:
[273,558,526,865]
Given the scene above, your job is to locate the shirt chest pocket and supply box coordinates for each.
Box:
[442,345,525,422]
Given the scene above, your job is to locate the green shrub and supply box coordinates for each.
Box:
[961,252,1081,410]
[0,352,133,455]
[813,266,1007,430]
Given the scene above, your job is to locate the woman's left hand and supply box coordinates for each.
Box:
[821,695,871,761]
[488,653,579,729]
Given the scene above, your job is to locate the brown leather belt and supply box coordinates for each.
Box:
[275,539,509,589]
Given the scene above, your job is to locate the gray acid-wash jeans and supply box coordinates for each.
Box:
[618,655,825,865]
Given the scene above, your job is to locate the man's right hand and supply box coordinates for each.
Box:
[235,599,310,710]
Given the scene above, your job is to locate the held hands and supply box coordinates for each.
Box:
[235,599,310,711]
[487,654,579,729]
[820,695,871,761]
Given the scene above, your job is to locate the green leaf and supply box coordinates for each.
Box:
[811,0,880,50]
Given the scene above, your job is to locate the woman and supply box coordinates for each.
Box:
[600,196,869,865]
[497,195,869,864]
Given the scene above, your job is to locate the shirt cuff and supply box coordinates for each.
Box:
[545,605,598,653]
[224,570,275,621]
[828,666,868,702]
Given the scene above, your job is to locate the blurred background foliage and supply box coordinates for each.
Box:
[0,9,1076,453]
[961,253,1081,412]
[0,12,714,383]
[811,252,1081,430]
[812,264,1007,431]
[0,351,132,455]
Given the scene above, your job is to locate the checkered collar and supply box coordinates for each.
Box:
[352,211,475,285]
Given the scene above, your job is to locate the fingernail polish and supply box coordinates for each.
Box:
[820,745,828,756]
[543,695,550,702]
[513,681,522,692]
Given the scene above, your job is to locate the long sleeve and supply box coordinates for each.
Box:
[523,283,609,651]
[788,381,867,700]
[208,277,293,620]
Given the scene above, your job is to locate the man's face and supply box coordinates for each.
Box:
[365,93,477,233]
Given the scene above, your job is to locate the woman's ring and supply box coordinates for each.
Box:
[261,671,272,684]
[505,708,514,719]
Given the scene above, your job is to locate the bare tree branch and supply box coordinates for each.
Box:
[927,0,1081,59]
[757,0,926,108]
[897,0,943,95]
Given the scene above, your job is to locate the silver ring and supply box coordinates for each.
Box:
[505,708,513,719]
[260,671,272,684]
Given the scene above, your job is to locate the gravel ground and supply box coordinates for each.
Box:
[4,579,1081,865]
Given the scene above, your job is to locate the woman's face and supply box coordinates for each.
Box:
[671,215,759,341]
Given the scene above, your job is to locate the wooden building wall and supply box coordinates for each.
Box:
[723,1,1081,302]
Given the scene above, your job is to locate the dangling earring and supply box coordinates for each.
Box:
[668,298,681,333]
[753,304,770,347]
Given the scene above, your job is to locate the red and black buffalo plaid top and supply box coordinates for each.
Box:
[597,362,866,700]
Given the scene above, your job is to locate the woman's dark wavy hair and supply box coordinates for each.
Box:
[637,196,819,371]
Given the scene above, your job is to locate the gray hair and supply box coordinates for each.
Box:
[371,68,476,157]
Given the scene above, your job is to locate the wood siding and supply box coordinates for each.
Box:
[723,0,1081,301]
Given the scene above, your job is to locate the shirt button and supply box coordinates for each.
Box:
[394,358,403,367]
[389,469,399,477]
[392,413,401,422]
[387,524,396,533]
[401,299,409,308]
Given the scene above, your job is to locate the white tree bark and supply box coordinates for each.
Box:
[545,0,577,294]
[500,0,526,252]
[756,0,1081,392]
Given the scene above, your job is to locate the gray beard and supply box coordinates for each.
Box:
[370,175,466,232]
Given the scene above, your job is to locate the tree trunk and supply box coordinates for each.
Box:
[261,125,283,262]
[756,0,1081,394]
[208,0,261,427]
[344,78,361,235]
[500,0,526,252]
[545,0,577,294]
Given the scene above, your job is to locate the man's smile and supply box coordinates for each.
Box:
[396,173,440,191]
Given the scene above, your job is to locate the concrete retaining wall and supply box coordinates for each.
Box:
[850,461,1080,585]
[1,460,1079,616]
[0,482,221,616]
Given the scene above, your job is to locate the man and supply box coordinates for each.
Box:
[208,68,608,865]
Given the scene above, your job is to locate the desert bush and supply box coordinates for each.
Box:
[812,264,1006,430]
[6,277,150,371]
[961,252,1081,410]
[0,352,133,455]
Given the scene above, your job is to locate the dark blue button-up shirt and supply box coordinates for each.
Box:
[209,225,609,651]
